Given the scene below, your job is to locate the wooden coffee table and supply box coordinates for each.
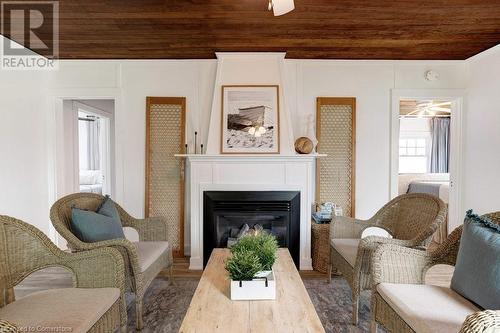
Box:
[179,248,325,332]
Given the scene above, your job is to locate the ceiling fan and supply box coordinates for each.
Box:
[402,100,452,118]
[268,0,295,16]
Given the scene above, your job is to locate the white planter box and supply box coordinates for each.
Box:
[230,269,276,300]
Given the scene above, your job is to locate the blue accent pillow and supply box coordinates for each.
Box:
[70,196,125,243]
[450,210,500,310]
[97,195,121,221]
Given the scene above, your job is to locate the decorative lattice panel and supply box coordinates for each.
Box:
[317,99,355,217]
[146,98,185,256]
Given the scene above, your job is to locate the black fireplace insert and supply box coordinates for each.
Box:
[203,191,300,268]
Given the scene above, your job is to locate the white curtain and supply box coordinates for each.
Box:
[80,118,100,170]
[88,118,100,170]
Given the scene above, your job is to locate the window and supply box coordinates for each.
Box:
[399,138,428,174]
[399,138,426,157]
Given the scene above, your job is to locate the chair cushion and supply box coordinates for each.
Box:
[377,283,479,333]
[331,238,359,267]
[0,288,119,333]
[134,241,170,272]
[451,210,500,310]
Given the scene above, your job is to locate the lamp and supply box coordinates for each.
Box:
[268,0,295,16]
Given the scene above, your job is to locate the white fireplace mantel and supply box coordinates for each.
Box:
[179,154,325,270]
[175,154,326,161]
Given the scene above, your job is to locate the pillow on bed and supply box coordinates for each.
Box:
[79,170,102,185]
[450,210,500,310]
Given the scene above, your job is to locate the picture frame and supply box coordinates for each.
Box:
[221,85,280,154]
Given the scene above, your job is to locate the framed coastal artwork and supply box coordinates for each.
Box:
[221,85,280,154]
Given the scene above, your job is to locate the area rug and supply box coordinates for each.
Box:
[126,277,374,333]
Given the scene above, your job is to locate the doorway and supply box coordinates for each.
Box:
[390,90,464,241]
[75,100,114,196]
[50,98,115,247]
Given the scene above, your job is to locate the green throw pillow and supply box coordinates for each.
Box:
[70,196,125,243]
[450,210,500,310]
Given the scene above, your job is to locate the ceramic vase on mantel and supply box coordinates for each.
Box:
[230,269,276,301]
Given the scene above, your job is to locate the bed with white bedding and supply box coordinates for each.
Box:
[79,170,103,194]
[79,183,103,194]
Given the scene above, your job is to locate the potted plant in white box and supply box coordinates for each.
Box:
[225,233,279,300]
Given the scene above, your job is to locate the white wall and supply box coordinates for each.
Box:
[463,45,500,214]
[78,99,114,114]
[0,70,51,235]
[0,46,475,246]
[294,60,466,218]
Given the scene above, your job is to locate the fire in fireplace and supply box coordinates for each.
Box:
[203,191,300,268]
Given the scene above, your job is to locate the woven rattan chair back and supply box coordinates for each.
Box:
[483,211,500,224]
[431,211,500,265]
[50,193,105,250]
[370,193,445,243]
[0,215,70,306]
[50,193,137,251]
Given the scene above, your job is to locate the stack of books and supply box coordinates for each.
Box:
[312,202,343,224]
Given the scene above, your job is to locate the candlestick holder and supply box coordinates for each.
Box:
[194,131,198,154]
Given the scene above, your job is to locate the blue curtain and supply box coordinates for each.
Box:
[429,117,450,173]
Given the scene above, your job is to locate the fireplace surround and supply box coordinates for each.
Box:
[203,191,300,268]
[182,154,320,270]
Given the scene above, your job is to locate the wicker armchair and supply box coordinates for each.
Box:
[327,193,447,325]
[0,215,126,332]
[50,193,174,331]
[370,211,500,333]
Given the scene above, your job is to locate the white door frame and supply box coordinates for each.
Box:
[46,88,122,247]
[390,89,465,232]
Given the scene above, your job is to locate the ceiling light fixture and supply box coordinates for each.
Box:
[268,0,295,16]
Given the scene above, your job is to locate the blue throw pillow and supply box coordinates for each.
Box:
[450,210,500,310]
[70,196,125,243]
[97,195,121,221]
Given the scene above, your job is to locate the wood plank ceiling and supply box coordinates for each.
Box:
[7,0,500,59]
